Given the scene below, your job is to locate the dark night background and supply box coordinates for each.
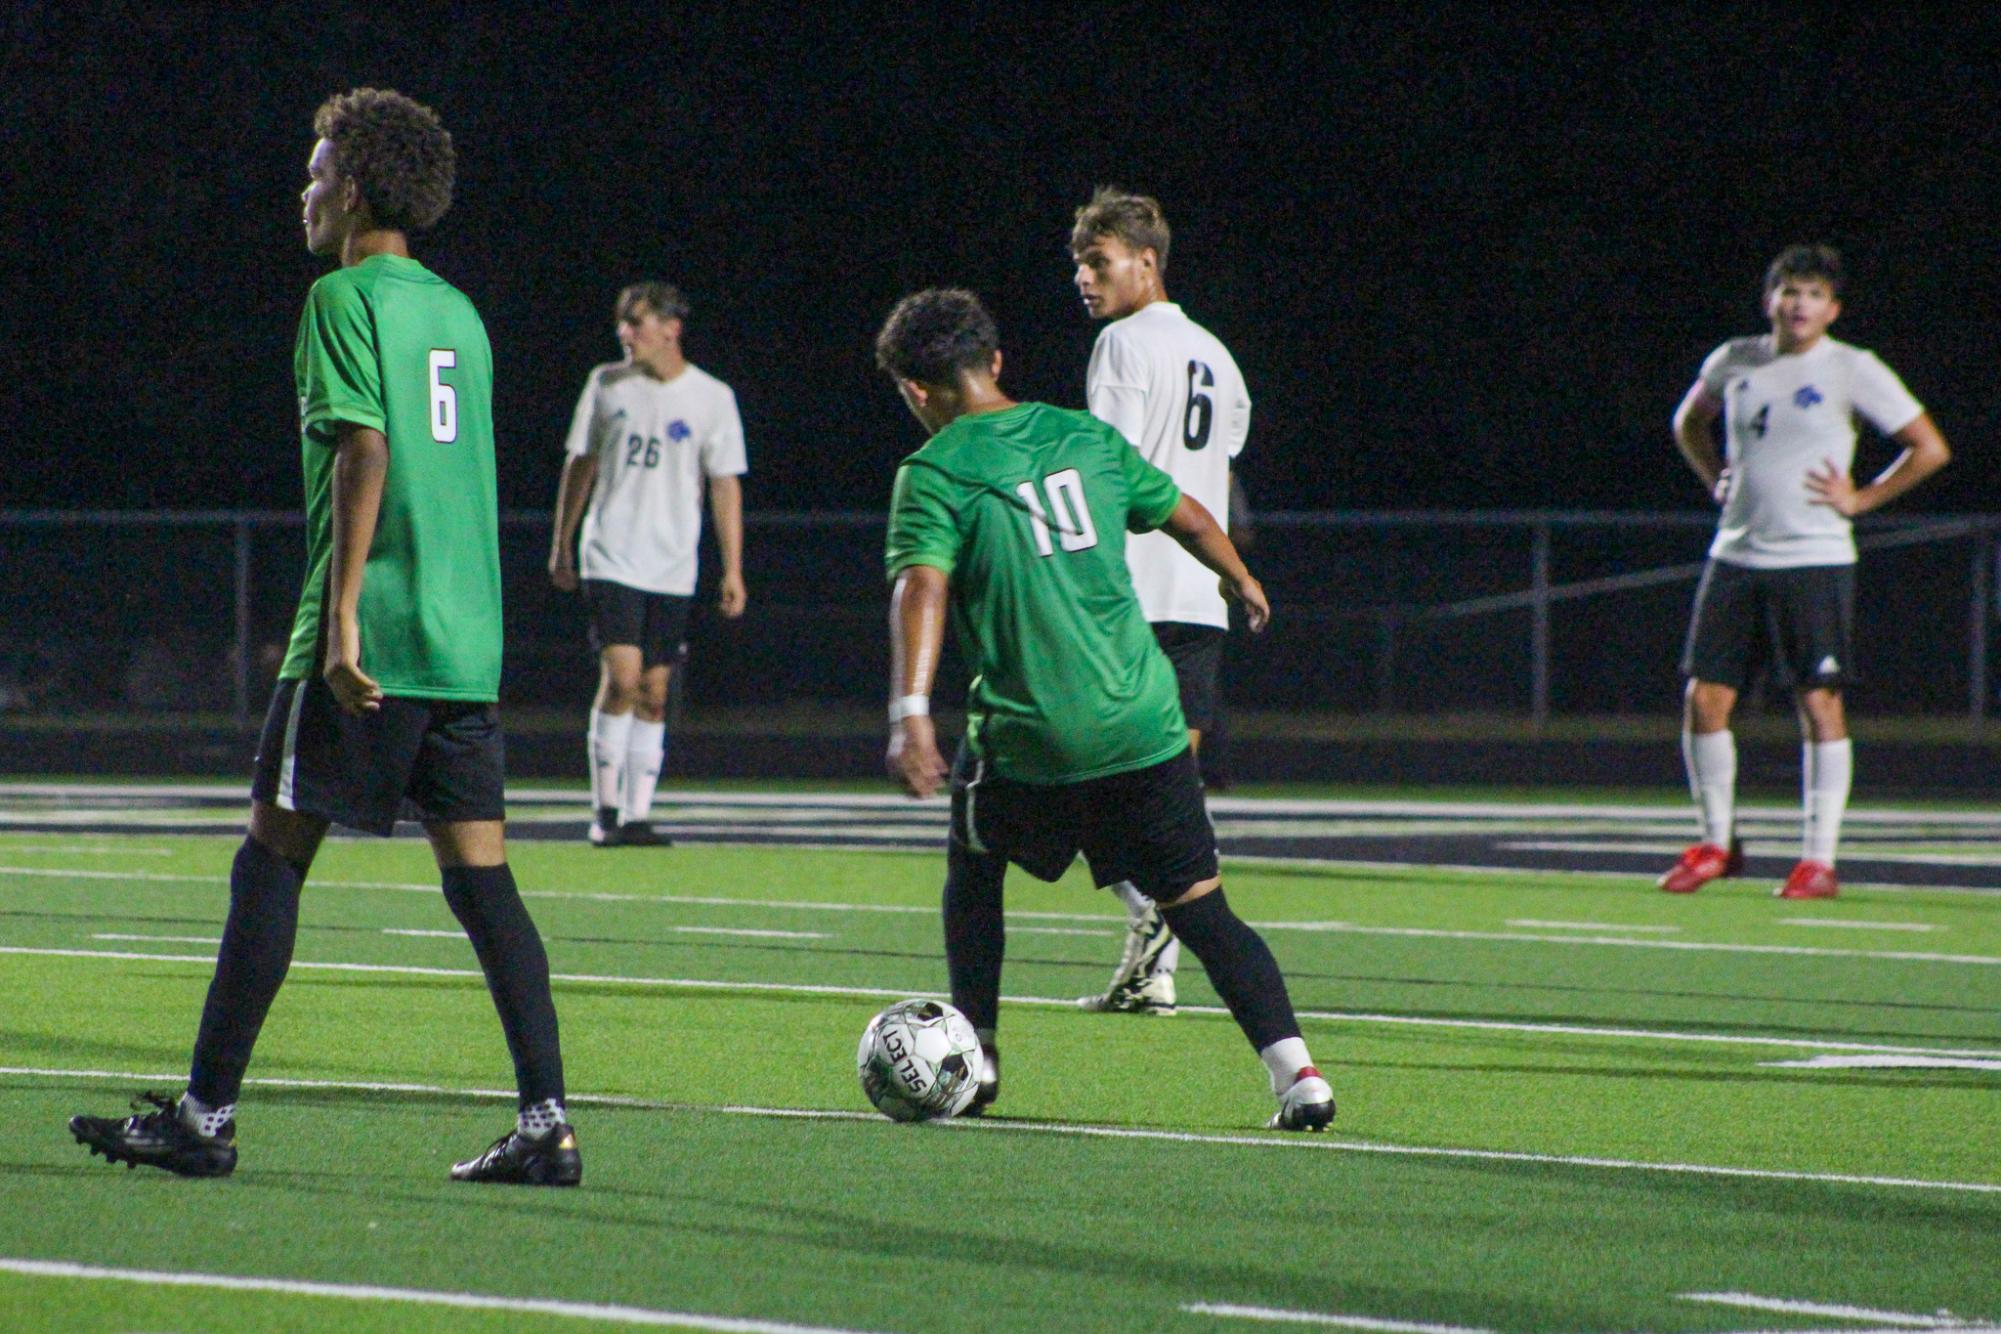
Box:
[5,3,1997,520]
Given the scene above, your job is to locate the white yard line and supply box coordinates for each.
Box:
[1506,920,1681,933]
[1779,919,1938,933]
[5,945,1999,1062]
[1179,1302,1490,1332]
[1762,1055,2001,1072]
[1679,1292,1984,1327]
[12,1066,1999,1197]
[0,1258,894,1333]
[90,933,221,945]
[5,865,1995,965]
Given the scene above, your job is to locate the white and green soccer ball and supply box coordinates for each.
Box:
[857,999,984,1122]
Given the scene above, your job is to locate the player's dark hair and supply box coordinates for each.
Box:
[1070,186,1171,272]
[618,281,690,324]
[312,88,455,232]
[1765,244,1844,298]
[874,288,1000,384]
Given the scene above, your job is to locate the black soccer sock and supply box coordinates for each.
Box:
[942,839,1007,1034]
[1159,887,1301,1052]
[187,837,308,1107]
[440,864,567,1107]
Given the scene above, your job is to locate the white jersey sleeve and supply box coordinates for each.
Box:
[1086,331,1150,448]
[562,366,612,458]
[1847,349,1923,436]
[1696,341,1739,399]
[700,383,749,478]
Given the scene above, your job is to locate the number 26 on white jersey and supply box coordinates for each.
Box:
[1014,468,1099,557]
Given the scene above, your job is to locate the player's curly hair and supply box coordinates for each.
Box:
[1765,244,1844,298]
[874,288,1000,385]
[312,88,455,233]
[1070,186,1171,272]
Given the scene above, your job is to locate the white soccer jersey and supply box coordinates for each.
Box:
[1698,335,1923,569]
[564,361,747,595]
[1086,302,1251,627]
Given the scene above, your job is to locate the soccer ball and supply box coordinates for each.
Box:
[857,999,984,1122]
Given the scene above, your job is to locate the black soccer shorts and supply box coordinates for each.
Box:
[249,677,507,836]
[1151,622,1226,732]
[949,744,1219,901]
[1680,559,1856,692]
[583,578,693,668]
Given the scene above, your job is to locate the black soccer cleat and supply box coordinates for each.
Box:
[613,820,672,847]
[69,1092,237,1178]
[450,1123,582,1186]
[588,807,623,847]
[961,1044,999,1117]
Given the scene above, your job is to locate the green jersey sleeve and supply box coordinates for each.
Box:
[1117,434,1182,533]
[885,460,961,580]
[297,275,385,443]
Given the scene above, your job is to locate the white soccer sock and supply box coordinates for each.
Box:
[1112,880,1150,918]
[1258,1036,1315,1096]
[1110,881,1178,973]
[589,709,633,814]
[622,718,666,823]
[517,1098,567,1138]
[1803,739,1852,866]
[178,1091,234,1139]
[1683,729,1737,848]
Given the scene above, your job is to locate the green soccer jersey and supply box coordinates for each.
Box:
[281,254,503,700]
[885,401,1187,783]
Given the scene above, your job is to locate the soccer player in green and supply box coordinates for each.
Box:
[878,288,1335,1130]
[69,89,580,1185]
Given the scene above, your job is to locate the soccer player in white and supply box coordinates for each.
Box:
[1663,246,1950,899]
[1070,188,1252,1011]
[549,282,748,846]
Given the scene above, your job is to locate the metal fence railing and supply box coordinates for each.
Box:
[1,509,1994,726]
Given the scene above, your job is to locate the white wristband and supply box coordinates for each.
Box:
[888,694,930,723]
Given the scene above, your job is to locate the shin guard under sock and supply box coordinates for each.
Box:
[1159,888,1301,1052]
[942,839,1007,1034]
[441,864,566,1106]
[187,838,307,1107]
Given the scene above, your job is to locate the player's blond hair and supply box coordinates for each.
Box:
[1070,187,1171,271]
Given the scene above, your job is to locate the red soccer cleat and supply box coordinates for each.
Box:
[1657,837,1745,893]
[1775,860,1839,899]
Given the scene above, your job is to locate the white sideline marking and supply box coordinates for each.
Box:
[1506,919,1680,933]
[1780,918,1939,933]
[1180,1302,1490,1332]
[90,933,220,945]
[15,1066,2000,1196]
[7,865,1996,966]
[1679,1291,1983,1327]
[0,1257,893,1333]
[1764,1055,2001,1071]
[6,944,2001,1062]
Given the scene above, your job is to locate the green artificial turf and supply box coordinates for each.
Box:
[0,817,1995,1333]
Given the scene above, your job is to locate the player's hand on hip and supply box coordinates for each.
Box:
[1224,575,1271,633]
[717,571,748,619]
[1804,458,1860,515]
[323,618,383,716]
[887,716,946,798]
[548,551,579,592]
